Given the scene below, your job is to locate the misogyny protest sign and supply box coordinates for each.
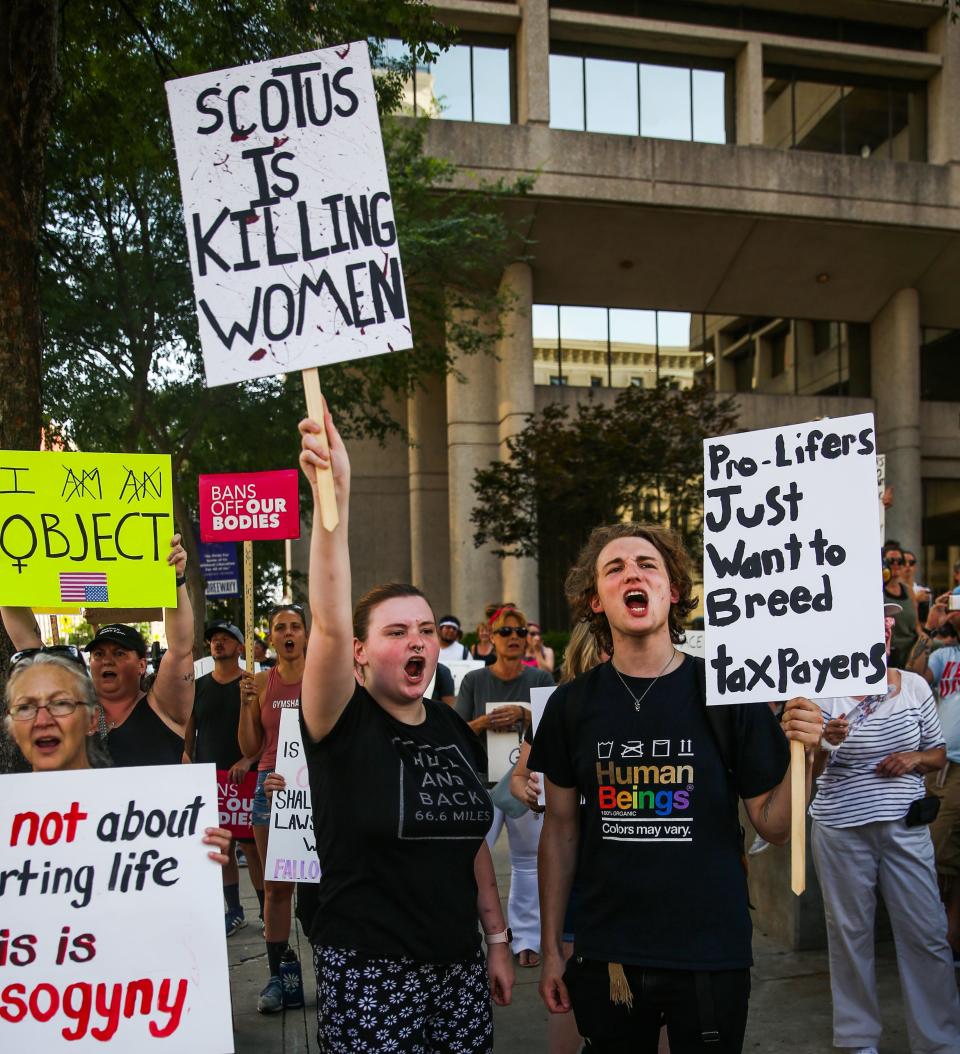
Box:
[216,769,257,841]
[265,709,320,884]
[165,42,413,388]
[198,470,300,543]
[702,413,884,706]
[0,765,232,1051]
[0,452,175,609]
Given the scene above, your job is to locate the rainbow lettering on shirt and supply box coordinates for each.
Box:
[595,739,695,841]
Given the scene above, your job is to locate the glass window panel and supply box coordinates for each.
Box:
[793,80,845,154]
[657,311,696,388]
[657,311,692,348]
[559,305,608,342]
[549,55,585,130]
[841,85,895,159]
[532,304,560,347]
[585,58,639,136]
[431,45,472,120]
[375,39,409,67]
[640,64,691,141]
[692,69,726,143]
[472,47,511,124]
[609,308,656,345]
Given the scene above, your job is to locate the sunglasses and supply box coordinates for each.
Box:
[905,559,917,566]
[495,626,528,638]
[10,645,87,670]
[886,557,904,566]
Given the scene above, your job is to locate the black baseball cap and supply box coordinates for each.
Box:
[205,621,244,646]
[84,624,148,657]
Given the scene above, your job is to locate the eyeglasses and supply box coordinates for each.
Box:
[8,699,86,722]
[495,627,528,638]
[905,559,917,566]
[10,645,87,670]
[886,557,904,566]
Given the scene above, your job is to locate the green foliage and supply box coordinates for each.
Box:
[471,380,740,588]
[39,1,530,618]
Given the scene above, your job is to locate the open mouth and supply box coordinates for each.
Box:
[34,735,62,752]
[282,637,296,654]
[100,669,118,682]
[624,590,648,616]
[404,657,426,681]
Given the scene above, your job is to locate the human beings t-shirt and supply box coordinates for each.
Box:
[529,655,788,970]
[300,685,494,962]
[192,672,243,770]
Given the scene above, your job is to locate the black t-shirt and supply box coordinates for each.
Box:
[107,695,184,767]
[431,662,455,701]
[528,655,788,970]
[192,673,243,770]
[301,685,494,961]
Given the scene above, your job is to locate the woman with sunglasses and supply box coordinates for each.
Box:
[297,404,512,1053]
[3,651,230,862]
[883,545,921,668]
[237,602,306,1014]
[457,606,555,968]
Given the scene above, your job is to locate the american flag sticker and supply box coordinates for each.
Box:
[60,572,109,603]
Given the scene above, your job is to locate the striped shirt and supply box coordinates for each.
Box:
[810,670,943,828]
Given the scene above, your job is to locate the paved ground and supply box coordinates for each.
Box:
[227,835,929,1054]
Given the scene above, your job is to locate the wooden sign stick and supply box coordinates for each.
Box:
[790,738,806,895]
[302,367,339,532]
[49,615,61,645]
[243,540,255,675]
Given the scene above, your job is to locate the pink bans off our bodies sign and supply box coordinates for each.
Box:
[199,469,300,543]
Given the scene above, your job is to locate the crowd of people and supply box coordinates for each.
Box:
[3,415,960,1054]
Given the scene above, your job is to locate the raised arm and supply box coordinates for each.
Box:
[299,405,356,742]
[148,535,195,728]
[238,669,267,758]
[1,607,43,652]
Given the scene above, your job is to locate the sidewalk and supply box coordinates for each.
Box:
[227,836,923,1054]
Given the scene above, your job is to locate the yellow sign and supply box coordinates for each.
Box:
[0,451,176,608]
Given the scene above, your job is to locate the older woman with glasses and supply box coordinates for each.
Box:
[3,650,230,858]
[456,606,554,967]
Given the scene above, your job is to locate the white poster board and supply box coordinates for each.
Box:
[0,765,232,1051]
[677,631,704,658]
[446,659,485,696]
[702,413,885,705]
[877,452,886,541]
[265,708,320,883]
[485,703,530,782]
[165,42,412,386]
[529,686,556,807]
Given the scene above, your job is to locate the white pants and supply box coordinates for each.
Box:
[812,818,960,1053]
[486,805,542,952]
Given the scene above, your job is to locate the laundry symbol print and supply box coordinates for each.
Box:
[597,741,614,759]
[678,739,694,756]
[620,741,644,757]
[651,739,671,757]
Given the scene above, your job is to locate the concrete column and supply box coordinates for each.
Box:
[447,314,503,626]
[408,373,451,613]
[927,16,960,164]
[870,289,922,552]
[735,40,764,146]
[497,262,539,621]
[517,0,550,125]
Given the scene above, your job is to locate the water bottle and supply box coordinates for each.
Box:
[279,946,304,1009]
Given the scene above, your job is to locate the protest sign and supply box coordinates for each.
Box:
[165,42,413,389]
[702,413,884,707]
[877,453,886,540]
[677,631,704,659]
[445,659,485,696]
[198,470,300,544]
[529,686,556,808]
[0,451,175,609]
[198,541,239,597]
[0,764,232,1051]
[485,704,530,782]
[265,709,320,884]
[217,769,257,841]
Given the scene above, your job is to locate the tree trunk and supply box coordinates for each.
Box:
[0,0,59,451]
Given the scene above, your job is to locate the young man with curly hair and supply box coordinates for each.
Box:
[529,523,822,1053]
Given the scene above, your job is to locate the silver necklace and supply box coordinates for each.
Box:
[612,649,678,711]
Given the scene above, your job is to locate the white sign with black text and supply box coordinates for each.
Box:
[485,703,530,783]
[165,42,412,386]
[702,413,885,705]
[265,708,320,884]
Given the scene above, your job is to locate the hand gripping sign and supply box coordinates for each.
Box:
[0,452,175,609]
[702,412,884,894]
[166,42,414,532]
[0,764,233,1051]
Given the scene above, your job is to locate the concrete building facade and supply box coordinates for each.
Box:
[339,0,960,631]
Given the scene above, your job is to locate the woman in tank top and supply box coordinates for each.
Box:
[238,604,305,1014]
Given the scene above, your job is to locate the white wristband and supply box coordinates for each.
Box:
[484,928,511,946]
[819,735,840,754]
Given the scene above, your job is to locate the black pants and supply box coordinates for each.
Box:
[564,957,750,1053]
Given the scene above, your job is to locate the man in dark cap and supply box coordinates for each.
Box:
[2,535,195,766]
[185,620,264,935]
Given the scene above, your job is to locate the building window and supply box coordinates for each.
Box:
[549,375,566,386]
[763,66,926,161]
[921,329,960,402]
[376,38,513,123]
[533,304,707,389]
[549,49,729,144]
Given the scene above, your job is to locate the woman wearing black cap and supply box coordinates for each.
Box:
[2,535,196,767]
